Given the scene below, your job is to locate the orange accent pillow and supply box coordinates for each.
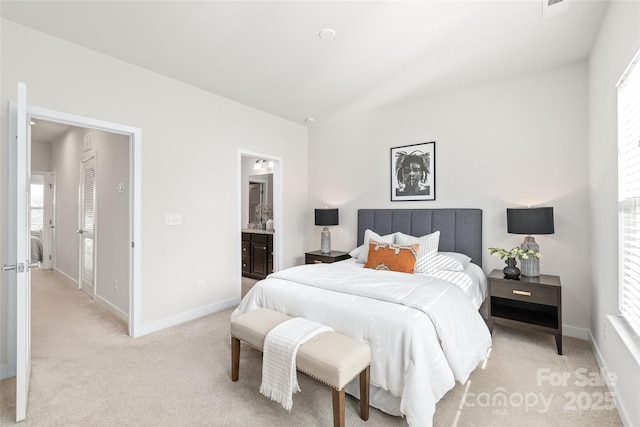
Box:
[363,240,419,274]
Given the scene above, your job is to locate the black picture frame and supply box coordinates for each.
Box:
[391,141,436,201]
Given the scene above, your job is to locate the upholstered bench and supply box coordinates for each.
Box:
[230,308,371,427]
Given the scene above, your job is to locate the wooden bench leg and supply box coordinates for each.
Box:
[332,388,345,427]
[231,336,240,381]
[359,366,370,421]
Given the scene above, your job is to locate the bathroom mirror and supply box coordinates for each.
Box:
[248,173,273,225]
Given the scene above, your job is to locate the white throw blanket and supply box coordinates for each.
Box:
[260,317,333,410]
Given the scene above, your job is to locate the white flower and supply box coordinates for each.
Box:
[488,247,542,260]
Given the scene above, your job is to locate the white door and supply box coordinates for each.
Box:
[3,82,34,421]
[79,156,96,297]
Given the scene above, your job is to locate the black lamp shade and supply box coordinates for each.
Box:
[315,208,339,226]
[507,207,554,235]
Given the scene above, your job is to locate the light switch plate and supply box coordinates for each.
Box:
[165,213,182,226]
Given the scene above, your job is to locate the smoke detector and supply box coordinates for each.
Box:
[319,28,336,40]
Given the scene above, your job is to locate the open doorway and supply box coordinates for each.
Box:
[28,106,141,337]
[238,151,282,298]
[30,118,130,318]
[29,172,54,270]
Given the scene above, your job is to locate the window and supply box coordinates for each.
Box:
[30,183,44,232]
[618,49,640,337]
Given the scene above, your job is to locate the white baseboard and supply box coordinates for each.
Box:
[562,324,589,340]
[54,268,78,288]
[589,331,632,427]
[0,364,16,380]
[53,270,128,324]
[94,295,129,323]
[136,297,240,337]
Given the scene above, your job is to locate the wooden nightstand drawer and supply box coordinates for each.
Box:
[491,280,558,306]
[305,250,350,264]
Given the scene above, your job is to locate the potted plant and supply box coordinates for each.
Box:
[488,247,542,279]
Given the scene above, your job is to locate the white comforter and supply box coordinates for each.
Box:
[232,259,492,426]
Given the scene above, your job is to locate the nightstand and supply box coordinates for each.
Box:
[305,250,350,264]
[487,269,562,355]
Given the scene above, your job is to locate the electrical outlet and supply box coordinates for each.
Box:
[113,279,118,293]
[165,213,182,226]
[197,280,205,292]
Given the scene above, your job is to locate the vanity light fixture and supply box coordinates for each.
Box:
[253,159,274,171]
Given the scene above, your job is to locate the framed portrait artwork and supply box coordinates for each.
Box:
[390,142,435,201]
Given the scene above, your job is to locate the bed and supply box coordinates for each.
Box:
[232,208,491,426]
[31,235,43,263]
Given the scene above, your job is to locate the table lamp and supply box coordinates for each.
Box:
[507,207,554,277]
[315,208,339,254]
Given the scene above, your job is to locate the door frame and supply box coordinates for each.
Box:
[237,150,282,297]
[29,106,142,337]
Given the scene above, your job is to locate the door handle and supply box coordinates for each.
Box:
[3,263,38,272]
[3,263,28,273]
[77,229,84,234]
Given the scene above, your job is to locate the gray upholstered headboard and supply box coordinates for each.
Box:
[357,209,483,267]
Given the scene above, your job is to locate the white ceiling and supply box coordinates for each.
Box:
[30,119,73,145]
[2,1,608,125]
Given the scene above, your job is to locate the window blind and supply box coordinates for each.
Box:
[81,162,95,285]
[83,166,95,232]
[618,50,640,337]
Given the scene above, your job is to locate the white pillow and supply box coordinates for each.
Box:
[434,252,472,272]
[357,230,397,264]
[395,231,440,274]
[349,245,364,259]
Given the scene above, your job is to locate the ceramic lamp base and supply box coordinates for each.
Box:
[520,236,540,277]
[320,227,331,254]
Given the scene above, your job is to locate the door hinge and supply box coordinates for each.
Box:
[131,241,134,248]
[49,255,52,260]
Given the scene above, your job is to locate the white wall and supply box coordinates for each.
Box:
[31,141,51,172]
[588,1,640,426]
[92,130,131,316]
[308,61,591,335]
[0,19,308,371]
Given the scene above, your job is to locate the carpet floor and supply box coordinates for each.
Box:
[0,268,623,426]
